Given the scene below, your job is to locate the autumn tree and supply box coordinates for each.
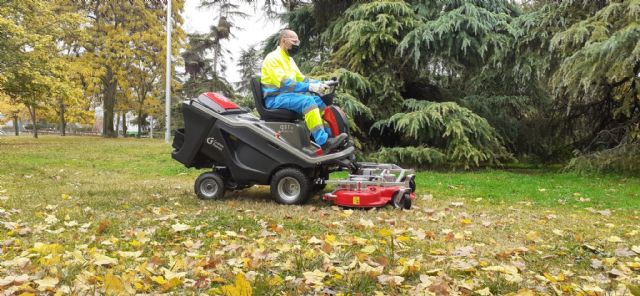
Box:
[75,0,185,137]
[0,0,86,138]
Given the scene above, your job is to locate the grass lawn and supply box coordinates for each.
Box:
[0,136,639,295]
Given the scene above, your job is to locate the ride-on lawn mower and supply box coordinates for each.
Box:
[171,77,416,209]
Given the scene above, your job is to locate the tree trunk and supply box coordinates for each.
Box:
[28,105,38,139]
[115,112,120,137]
[102,67,117,138]
[13,116,19,136]
[59,101,66,136]
[137,108,143,139]
[121,111,128,137]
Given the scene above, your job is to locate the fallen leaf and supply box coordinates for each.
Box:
[308,236,323,245]
[526,231,541,242]
[614,248,635,257]
[117,250,143,258]
[607,236,623,243]
[303,270,327,286]
[220,274,251,296]
[35,277,59,291]
[377,275,404,286]
[453,246,474,257]
[171,223,191,232]
[93,254,118,266]
[361,245,377,254]
[358,218,374,228]
[475,287,493,296]
[105,273,126,295]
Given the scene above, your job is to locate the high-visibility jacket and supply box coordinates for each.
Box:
[261,47,311,97]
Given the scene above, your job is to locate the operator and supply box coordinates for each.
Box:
[261,29,348,153]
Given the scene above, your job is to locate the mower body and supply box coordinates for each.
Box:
[172,92,354,189]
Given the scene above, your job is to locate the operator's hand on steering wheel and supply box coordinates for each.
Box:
[309,82,330,94]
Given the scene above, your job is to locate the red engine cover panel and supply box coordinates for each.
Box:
[204,92,239,110]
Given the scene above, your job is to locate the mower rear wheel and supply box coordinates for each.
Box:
[271,168,311,205]
[195,172,225,200]
[391,191,412,210]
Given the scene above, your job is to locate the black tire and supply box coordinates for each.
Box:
[402,175,417,193]
[391,191,412,210]
[194,172,225,200]
[270,168,311,205]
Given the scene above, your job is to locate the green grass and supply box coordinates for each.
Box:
[0,136,639,295]
[415,170,640,209]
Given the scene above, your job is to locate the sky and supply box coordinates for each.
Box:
[182,1,283,83]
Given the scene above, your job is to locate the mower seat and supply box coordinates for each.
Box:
[251,76,299,122]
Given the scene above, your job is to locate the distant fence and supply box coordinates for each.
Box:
[1,129,164,138]
[21,130,102,136]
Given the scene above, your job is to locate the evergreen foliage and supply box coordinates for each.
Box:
[372,99,511,167]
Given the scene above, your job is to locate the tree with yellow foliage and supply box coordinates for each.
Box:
[0,0,86,138]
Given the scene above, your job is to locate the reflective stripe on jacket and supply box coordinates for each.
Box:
[261,46,310,97]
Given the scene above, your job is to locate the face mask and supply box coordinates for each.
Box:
[288,44,300,56]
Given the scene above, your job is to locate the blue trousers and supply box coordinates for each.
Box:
[265,93,330,145]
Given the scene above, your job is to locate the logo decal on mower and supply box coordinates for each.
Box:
[206,137,224,151]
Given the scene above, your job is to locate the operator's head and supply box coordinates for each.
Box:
[279,29,300,55]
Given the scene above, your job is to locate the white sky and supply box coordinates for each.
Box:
[182,1,283,83]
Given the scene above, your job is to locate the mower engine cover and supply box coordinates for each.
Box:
[197,92,241,114]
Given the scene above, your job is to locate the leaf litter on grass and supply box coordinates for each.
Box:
[1,137,640,295]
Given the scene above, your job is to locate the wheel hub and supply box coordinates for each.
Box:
[200,179,219,198]
[278,177,300,202]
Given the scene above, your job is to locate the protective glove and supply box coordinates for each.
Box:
[309,82,329,94]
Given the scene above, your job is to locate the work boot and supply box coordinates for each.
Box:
[322,133,348,153]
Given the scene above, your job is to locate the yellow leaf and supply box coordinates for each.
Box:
[378,228,392,237]
[35,277,59,291]
[526,231,541,242]
[543,272,566,283]
[602,258,617,266]
[267,275,283,286]
[606,236,623,243]
[396,235,411,242]
[160,277,182,292]
[341,210,353,217]
[361,245,377,254]
[325,234,336,245]
[31,243,64,255]
[627,262,640,270]
[509,289,536,296]
[105,273,126,295]
[220,273,252,296]
[151,276,166,285]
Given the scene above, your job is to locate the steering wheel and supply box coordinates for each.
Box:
[320,77,339,106]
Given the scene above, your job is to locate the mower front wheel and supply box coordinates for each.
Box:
[194,172,226,200]
[271,168,311,205]
[391,191,412,210]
